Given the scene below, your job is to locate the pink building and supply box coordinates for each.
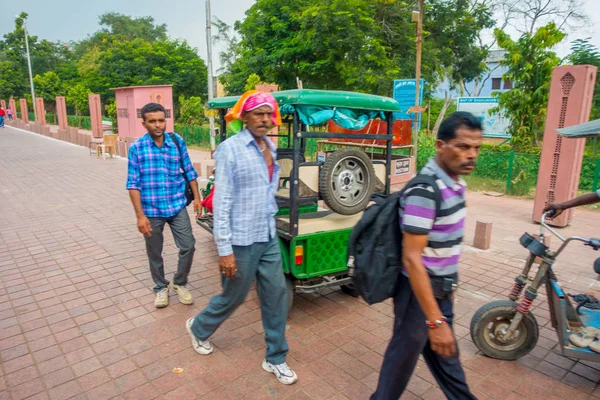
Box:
[111,85,174,139]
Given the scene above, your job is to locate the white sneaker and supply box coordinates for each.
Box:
[185,318,213,355]
[154,288,169,308]
[262,360,298,385]
[170,283,194,305]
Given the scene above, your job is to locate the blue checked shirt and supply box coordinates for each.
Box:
[213,129,280,256]
[126,133,199,218]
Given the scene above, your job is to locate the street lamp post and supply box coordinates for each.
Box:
[22,17,37,120]
[412,0,424,165]
[206,0,216,155]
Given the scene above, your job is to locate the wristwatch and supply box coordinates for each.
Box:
[425,316,448,329]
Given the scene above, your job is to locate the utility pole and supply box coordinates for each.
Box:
[206,0,216,155]
[23,17,37,120]
[412,0,424,163]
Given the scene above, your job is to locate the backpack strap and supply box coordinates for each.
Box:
[168,133,189,182]
[402,174,443,216]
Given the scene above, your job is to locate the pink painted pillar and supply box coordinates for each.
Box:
[35,98,46,125]
[56,96,68,130]
[19,99,29,123]
[88,93,103,139]
[0,100,6,109]
[533,65,598,226]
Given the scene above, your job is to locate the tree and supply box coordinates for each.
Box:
[492,22,565,150]
[568,38,600,120]
[33,71,65,104]
[67,83,92,116]
[225,0,494,96]
[212,17,239,76]
[99,13,168,43]
[488,0,587,35]
[178,95,205,126]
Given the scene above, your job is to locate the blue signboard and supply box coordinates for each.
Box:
[393,79,424,130]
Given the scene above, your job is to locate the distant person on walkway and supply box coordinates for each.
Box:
[371,112,483,400]
[126,102,201,308]
[545,191,600,217]
[186,91,298,385]
[0,107,5,128]
[6,107,13,121]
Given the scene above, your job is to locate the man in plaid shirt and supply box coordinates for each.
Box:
[126,103,201,308]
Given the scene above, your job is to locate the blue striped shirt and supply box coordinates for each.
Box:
[126,133,198,218]
[213,129,281,256]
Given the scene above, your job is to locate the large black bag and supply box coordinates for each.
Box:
[347,174,442,304]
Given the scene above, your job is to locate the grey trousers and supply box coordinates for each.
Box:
[190,239,289,364]
[144,208,195,293]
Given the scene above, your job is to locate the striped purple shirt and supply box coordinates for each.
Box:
[400,158,466,276]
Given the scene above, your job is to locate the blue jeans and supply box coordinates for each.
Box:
[190,239,289,364]
[371,275,477,400]
[0,116,4,127]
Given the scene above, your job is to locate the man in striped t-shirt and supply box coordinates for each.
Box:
[372,112,482,400]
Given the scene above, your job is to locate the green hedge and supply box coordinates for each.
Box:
[416,134,600,193]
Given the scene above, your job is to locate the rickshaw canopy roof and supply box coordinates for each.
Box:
[556,119,600,138]
[208,89,402,113]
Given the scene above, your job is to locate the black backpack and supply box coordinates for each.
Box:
[347,174,442,305]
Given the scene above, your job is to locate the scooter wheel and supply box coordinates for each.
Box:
[470,300,539,360]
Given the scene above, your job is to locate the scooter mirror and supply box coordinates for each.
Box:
[594,257,600,275]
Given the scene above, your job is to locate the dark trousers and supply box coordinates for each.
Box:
[371,275,477,400]
[144,208,195,292]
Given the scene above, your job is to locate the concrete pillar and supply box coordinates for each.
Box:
[9,99,17,122]
[88,94,103,139]
[473,222,493,250]
[533,66,598,227]
[19,99,29,123]
[35,98,46,125]
[0,100,6,109]
[56,96,68,130]
[69,127,78,144]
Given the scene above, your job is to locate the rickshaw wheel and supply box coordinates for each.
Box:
[319,149,375,215]
[470,300,539,361]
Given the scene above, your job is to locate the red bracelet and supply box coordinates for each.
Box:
[425,316,448,329]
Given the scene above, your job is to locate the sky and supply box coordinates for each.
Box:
[0,0,599,73]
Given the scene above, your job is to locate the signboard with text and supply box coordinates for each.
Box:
[457,97,510,137]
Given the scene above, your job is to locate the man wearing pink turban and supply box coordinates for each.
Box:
[186,91,298,385]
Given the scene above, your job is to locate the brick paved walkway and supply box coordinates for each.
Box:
[2,126,600,400]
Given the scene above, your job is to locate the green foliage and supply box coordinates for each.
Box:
[33,71,65,103]
[105,99,117,132]
[224,0,494,96]
[492,23,565,151]
[244,74,267,91]
[67,83,92,116]
[177,96,205,126]
[0,12,208,120]
[174,123,212,148]
[98,13,168,43]
[568,38,600,121]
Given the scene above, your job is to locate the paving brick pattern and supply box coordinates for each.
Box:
[2,126,600,399]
